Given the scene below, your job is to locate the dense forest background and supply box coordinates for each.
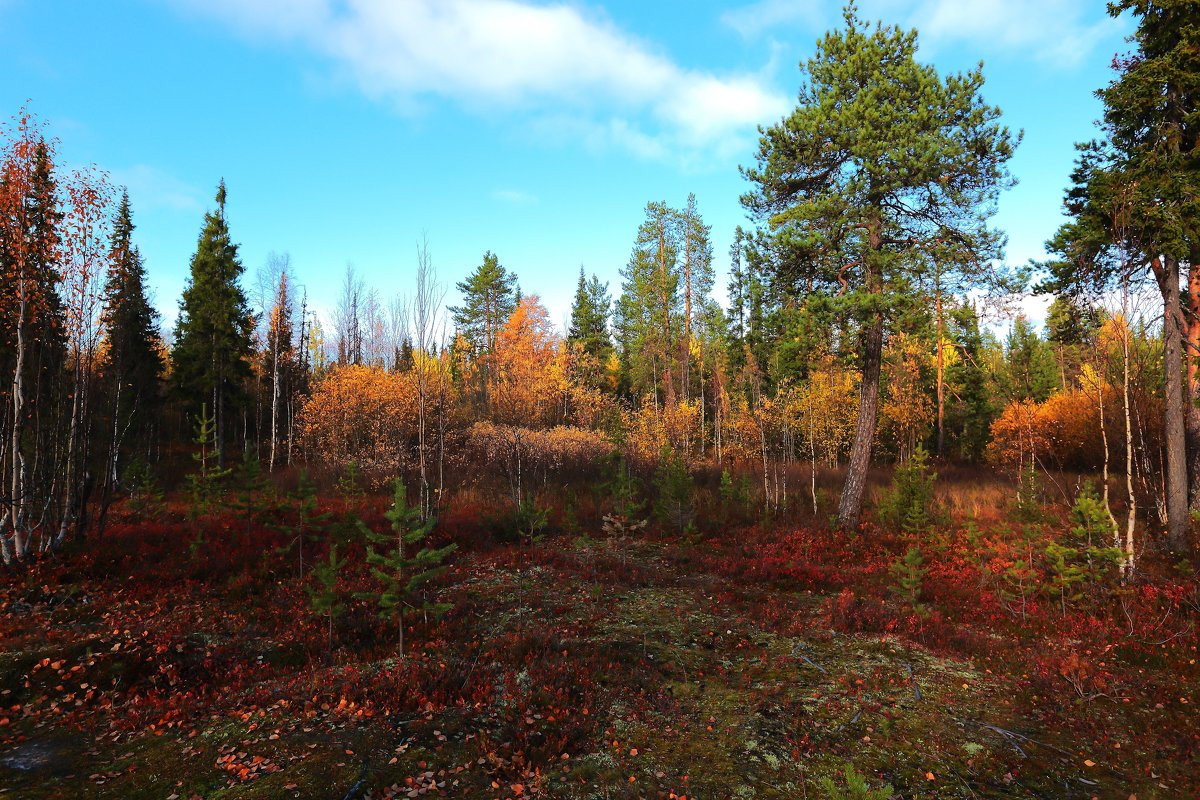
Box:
[0,3,1198,798]
[0,4,1194,565]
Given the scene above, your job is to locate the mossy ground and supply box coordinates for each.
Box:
[0,522,1194,799]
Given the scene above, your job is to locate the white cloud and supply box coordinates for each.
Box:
[721,0,1121,68]
[167,0,788,162]
[109,164,201,212]
[721,0,826,40]
[913,0,1117,66]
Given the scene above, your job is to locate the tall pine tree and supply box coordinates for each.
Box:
[741,5,1017,530]
[617,201,681,404]
[171,180,253,468]
[449,251,517,411]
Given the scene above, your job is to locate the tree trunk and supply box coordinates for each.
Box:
[1152,255,1191,552]
[1186,251,1200,510]
[837,313,884,531]
[269,328,280,472]
[10,284,28,561]
[1122,285,1137,577]
[935,278,945,458]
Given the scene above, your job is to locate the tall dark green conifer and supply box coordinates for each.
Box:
[740,5,1017,530]
[102,189,163,480]
[1040,0,1198,550]
[567,266,613,389]
[171,180,253,468]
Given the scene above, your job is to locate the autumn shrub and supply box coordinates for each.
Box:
[296,363,432,484]
[824,588,894,635]
[466,422,614,496]
[623,399,701,464]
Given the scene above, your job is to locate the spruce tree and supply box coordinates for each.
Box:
[101,189,164,482]
[740,5,1017,530]
[567,267,613,389]
[171,180,253,468]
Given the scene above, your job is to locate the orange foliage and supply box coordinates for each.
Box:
[491,295,567,427]
[988,389,1107,470]
[298,363,444,481]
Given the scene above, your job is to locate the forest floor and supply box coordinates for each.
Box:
[0,488,1197,799]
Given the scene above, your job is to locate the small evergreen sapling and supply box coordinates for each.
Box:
[817,763,894,800]
[276,469,331,581]
[653,445,695,533]
[890,545,927,609]
[877,445,936,532]
[718,468,753,521]
[121,458,162,516]
[336,460,365,507]
[185,403,231,521]
[356,479,457,657]
[307,544,348,652]
[514,493,550,546]
[600,455,647,542]
[1046,482,1123,614]
[232,445,273,538]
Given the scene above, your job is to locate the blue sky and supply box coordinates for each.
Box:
[0,0,1130,332]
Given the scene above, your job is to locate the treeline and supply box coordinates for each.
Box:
[0,1,1194,564]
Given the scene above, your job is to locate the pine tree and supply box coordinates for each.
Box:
[356,479,457,657]
[653,445,695,533]
[171,180,254,468]
[617,201,681,402]
[740,6,1017,530]
[678,192,713,402]
[889,545,927,608]
[101,189,164,487]
[1039,1,1199,551]
[449,251,517,410]
[185,403,231,521]
[278,469,331,582]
